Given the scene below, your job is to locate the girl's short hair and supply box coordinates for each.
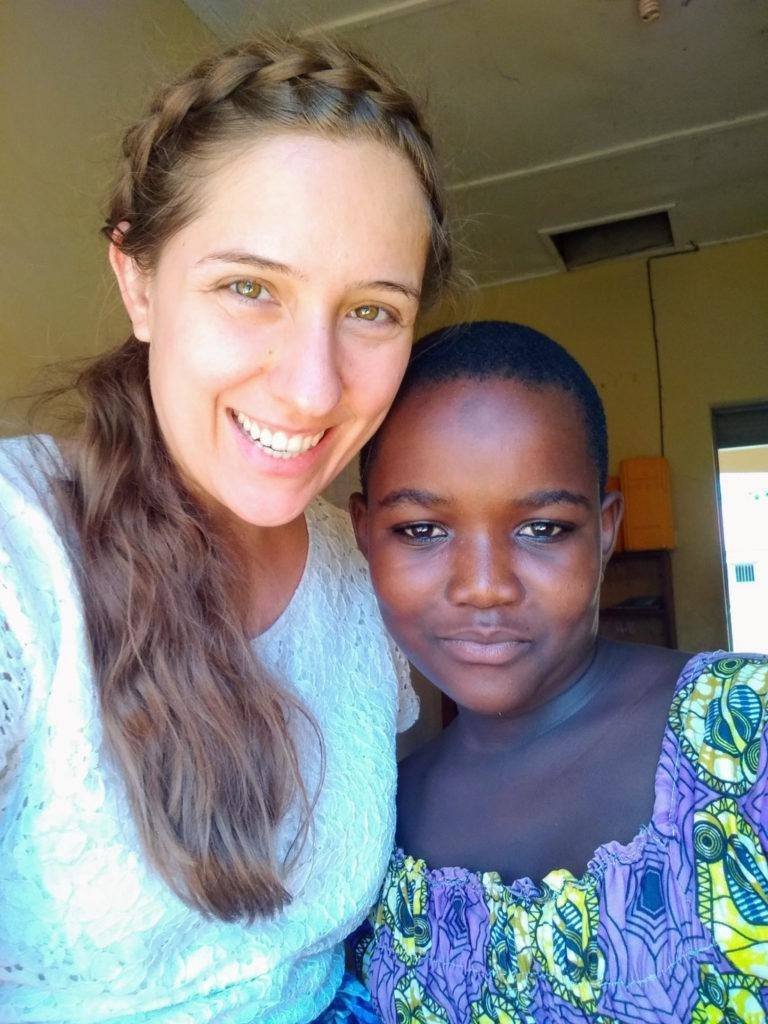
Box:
[360,320,608,498]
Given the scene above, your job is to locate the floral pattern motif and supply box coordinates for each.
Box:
[357,653,768,1023]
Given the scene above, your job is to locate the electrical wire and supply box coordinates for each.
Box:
[645,243,700,459]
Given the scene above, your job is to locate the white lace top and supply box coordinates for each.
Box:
[0,436,418,1024]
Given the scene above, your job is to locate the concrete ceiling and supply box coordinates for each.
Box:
[181,0,768,286]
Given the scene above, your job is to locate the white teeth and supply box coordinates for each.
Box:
[232,410,325,458]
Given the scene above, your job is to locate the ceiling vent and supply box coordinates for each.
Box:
[547,210,674,270]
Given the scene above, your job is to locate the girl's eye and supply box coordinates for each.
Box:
[229,279,270,302]
[518,521,570,541]
[394,522,447,544]
[348,303,393,323]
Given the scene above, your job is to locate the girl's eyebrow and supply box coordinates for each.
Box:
[377,487,448,509]
[515,489,592,510]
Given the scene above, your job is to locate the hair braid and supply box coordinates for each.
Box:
[104,36,450,300]
[55,32,452,923]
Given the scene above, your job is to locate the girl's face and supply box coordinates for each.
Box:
[351,379,622,717]
[112,133,430,527]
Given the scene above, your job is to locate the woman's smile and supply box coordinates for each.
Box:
[230,409,326,459]
[130,133,429,528]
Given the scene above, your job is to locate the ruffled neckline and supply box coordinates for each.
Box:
[391,650,724,904]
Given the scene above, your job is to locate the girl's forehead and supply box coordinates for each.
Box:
[370,377,597,492]
[391,377,580,434]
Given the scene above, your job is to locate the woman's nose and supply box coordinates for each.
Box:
[268,318,343,420]
[446,536,524,609]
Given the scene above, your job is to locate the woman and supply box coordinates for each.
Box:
[352,321,768,1022]
[0,35,451,1023]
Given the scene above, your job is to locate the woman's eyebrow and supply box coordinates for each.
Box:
[196,251,308,278]
[377,487,448,509]
[351,280,421,302]
[195,253,420,300]
[515,488,592,510]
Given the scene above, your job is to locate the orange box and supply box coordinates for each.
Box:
[605,475,625,553]
[619,456,675,550]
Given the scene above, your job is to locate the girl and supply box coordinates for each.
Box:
[0,34,451,1024]
[352,320,768,1023]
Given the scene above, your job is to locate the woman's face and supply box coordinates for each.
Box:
[115,133,430,527]
[352,379,622,718]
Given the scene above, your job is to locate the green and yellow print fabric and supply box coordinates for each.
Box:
[529,870,605,1012]
[690,964,766,1024]
[671,657,768,797]
[356,654,768,1022]
[695,796,768,977]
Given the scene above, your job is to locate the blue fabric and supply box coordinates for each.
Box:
[312,973,379,1023]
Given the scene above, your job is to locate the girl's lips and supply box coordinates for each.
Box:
[437,635,532,666]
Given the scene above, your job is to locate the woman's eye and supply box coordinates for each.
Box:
[228,279,270,302]
[395,522,447,543]
[518,521,569,540]
[348,303,393,323]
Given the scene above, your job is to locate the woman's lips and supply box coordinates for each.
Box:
[436,631,532,666]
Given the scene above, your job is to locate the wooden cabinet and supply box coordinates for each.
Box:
[599,549,677,648]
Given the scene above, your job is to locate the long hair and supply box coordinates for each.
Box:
[58,34,452,922]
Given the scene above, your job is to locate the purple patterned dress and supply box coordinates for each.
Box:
[355,653,768,1023]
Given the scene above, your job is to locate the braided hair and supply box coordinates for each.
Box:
[59,34,451,923]
[104,35,450,303]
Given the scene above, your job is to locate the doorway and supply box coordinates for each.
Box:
[713,404,768,654]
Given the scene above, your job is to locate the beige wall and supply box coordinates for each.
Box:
[0,0,215,412]
[654,238,768,652]
[425,235,768,654]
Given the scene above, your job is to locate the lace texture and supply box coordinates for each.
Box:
[0,435,417,1024]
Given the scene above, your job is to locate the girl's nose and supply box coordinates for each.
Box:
[268,318,343,420]
[446,536,524,609]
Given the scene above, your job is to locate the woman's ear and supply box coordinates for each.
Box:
[108,222,152,342]
[349,492,370,560]
[600,489,624,563]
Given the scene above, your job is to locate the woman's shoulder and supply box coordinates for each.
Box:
[0,434,72,640]
[305,495,370,590]
[307,494,358,551]
[0,436,69,773]
[0,433,61,500]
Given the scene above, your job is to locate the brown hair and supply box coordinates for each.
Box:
[60,34,451,922]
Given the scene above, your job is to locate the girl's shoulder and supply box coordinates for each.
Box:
[667,649,768,795]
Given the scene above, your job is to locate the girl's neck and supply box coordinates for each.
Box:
[451,638,624,755]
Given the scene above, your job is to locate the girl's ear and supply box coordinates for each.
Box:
[108,222,152,342]
[600,489,624,563]
[349,492,370,560]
